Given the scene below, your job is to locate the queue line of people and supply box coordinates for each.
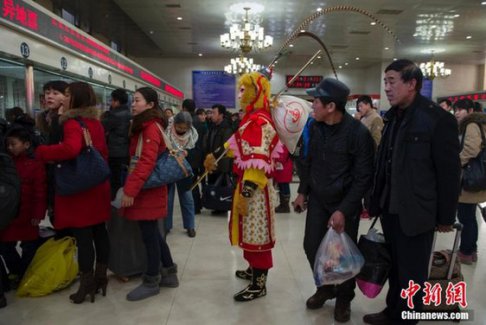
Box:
[0,59,482,325]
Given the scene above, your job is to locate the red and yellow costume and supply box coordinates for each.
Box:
[226,71,282,275]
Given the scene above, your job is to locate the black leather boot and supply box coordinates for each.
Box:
[306,285,336,309]
[234,268,267,302]
[94,263,108,296]
[69,271,96,304]
[275,194,290,213]
[235,267,252,280]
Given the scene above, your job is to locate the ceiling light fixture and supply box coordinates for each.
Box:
[224,55,262,75]
[220,7,273,54]
[177,17,183,21]
[317,8,322,12]
[466,35,472,39]
[384,47,389,50]
[419,53,451,80]
[198,53,203,57]
[370,21,377,25]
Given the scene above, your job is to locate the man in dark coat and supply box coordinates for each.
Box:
[363,59,461,325]
[101,88,131,198]
[293,78,375,323]
[203,104,234,213]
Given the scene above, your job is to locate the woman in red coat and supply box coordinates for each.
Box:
[120,87,177,301]
[35,82,111,304]
[273,144,293,213]
[0,126,47,283]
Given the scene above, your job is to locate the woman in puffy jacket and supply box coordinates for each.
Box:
[454,98,486,264]
[120,87,178,301]
[35,82,111,304]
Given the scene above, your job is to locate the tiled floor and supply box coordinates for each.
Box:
[2,185,485,324]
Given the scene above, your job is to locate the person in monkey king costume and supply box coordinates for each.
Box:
[204,69,283,302]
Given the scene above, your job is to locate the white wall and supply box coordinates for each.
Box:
[433,64,481,99]
[137,57,483,109]
[137,57,384,106]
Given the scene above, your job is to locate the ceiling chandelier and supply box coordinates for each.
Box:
[224,55,262,75]
[419,57,452,80]
[220,7,273,53]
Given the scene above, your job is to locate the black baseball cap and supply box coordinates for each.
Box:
[306,78,350,103]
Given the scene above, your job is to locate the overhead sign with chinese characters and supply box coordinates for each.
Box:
[286,75,323,88]
[193,71,236,109]
[0,0,183,99]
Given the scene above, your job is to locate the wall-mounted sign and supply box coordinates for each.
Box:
[438,92,486,104]
[20,41,30,58]
[420,79,433,100]
[286,75,323,88]
[0,0,183,98]
[193,71,235,109]
[60,56,67,70]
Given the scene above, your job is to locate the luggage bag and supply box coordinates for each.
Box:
[423,223,464,313]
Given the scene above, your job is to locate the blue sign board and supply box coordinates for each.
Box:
[420,79,433,99]
[192,71,236,108]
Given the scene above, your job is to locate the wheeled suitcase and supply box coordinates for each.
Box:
[423,223,464,312]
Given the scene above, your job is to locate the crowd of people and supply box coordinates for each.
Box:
[0,59,483,325]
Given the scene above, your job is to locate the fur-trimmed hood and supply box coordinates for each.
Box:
[59,107,100,124]
[459,112,486,134]
[131,108,164,135]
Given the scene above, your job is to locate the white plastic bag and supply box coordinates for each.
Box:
[271,95,312,154]
[313,228,365,286]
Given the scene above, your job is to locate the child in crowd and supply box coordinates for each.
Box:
[0,126,47,307]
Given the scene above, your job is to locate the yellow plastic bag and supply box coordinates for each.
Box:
[17,237,78,297]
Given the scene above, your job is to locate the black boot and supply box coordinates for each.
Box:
[235,267,252,280]
[234,268,267,302]
[69,271,96,304]
[306,285,336,309]
[275,194,290,213]
[94,263,108,296]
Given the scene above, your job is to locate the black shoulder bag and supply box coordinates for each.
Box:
[461,122,486,192]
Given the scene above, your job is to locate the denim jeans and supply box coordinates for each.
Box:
[457,203,478,255]
[165,182,195,231]
[138,220,174,276]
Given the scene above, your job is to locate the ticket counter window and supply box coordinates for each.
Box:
[0,59,26,118]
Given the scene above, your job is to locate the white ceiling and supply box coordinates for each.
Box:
[111,0,486,69]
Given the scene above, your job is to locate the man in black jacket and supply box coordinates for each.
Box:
[203,104,234,213]
[102,88,131,198]
[363,60,461,325]
[293,78,375,323]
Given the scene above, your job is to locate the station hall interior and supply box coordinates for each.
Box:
[1,0,486,324]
